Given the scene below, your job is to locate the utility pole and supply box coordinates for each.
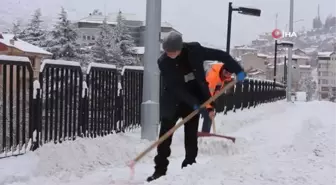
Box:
[286,0,294,102]
[141,0,161,140]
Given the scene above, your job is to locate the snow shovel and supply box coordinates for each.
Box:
[127,79,237,170]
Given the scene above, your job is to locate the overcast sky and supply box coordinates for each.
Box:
[1,0,335,47]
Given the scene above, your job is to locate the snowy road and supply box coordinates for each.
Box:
[1,101,335,185]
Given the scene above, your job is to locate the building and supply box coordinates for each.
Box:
[317,51,336,99]
[0,33,52,79]
[76,12,179,47]
[231,45,257,58]
[240,53,269,79]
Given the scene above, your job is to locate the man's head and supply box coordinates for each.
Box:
[162,31,183,59]
[220,66,232,80]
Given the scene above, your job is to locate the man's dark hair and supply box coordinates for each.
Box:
[162,31,183,52]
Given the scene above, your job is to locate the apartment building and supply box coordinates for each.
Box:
[75,12,179,47]
[231,45,257,59]
[241,53,267,74]
[317,51,336,99]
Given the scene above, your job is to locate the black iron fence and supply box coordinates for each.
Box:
[0,56,34,158]
[0,57,286,158]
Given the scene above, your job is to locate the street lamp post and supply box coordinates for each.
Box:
[284,56,287,84]
[273,41,294,88]
[273,40,278,88]
[226,2,261,54]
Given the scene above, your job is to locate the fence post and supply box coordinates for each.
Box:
[31,80,41,151]
[79,81,88,137]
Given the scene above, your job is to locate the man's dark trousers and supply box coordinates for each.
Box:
[201,109,212,133]
[154,103,200,174]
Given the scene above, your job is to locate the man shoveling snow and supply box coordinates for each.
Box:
[146,31,245,182]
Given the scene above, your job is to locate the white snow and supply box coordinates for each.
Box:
[318,52,333,58]
[0,101,335,185]
[86,62,117,74]
[33,80,41,99]
[277,40,294,47]
[121,65,144,75]
[82,81,88,98]
[0,33,52,56]
[132,47,145,55]
[40,59,81,72]
[296,92,307,101]
[0,55,30,62]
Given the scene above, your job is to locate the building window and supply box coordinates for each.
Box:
[321,87,329,91]
[87,36,91,40]
[319,79,328,84]
[319,71,329,76]
[321,93,328,99]
[83,35,86,40]
[92,36,95,40]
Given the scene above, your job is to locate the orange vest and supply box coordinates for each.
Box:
[206,63,231,96]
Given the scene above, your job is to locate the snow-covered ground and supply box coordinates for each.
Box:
[0,101,335,185]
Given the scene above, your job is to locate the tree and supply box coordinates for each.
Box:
[10,20,22,35]
[17,9,47,47]
[91,9,103,15]
[45,7,80,61]
[299,75,316,101]
[92,18,122,66]
[114,11,138,65]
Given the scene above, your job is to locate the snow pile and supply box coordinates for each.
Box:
[0,101,335,185]
[153,101,336,185]
[0,131,153,184]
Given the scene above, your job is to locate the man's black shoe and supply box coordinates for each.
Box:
[146,172,166,182]
[181,159,196,168]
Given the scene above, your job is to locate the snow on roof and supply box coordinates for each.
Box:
[0,55,30,62]
[40,59,81,72]
[257,53,269,58]
[79,13,142,24]
[121,65,144,75]
[79,14,172,28]
[318,51,333,57]
[267,54,310,60]
[233,45,257,50]
[255,38,268,41]
[86,62,117,74]
[0,33,52,56]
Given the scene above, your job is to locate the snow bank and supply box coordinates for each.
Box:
[1,101,335,185]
